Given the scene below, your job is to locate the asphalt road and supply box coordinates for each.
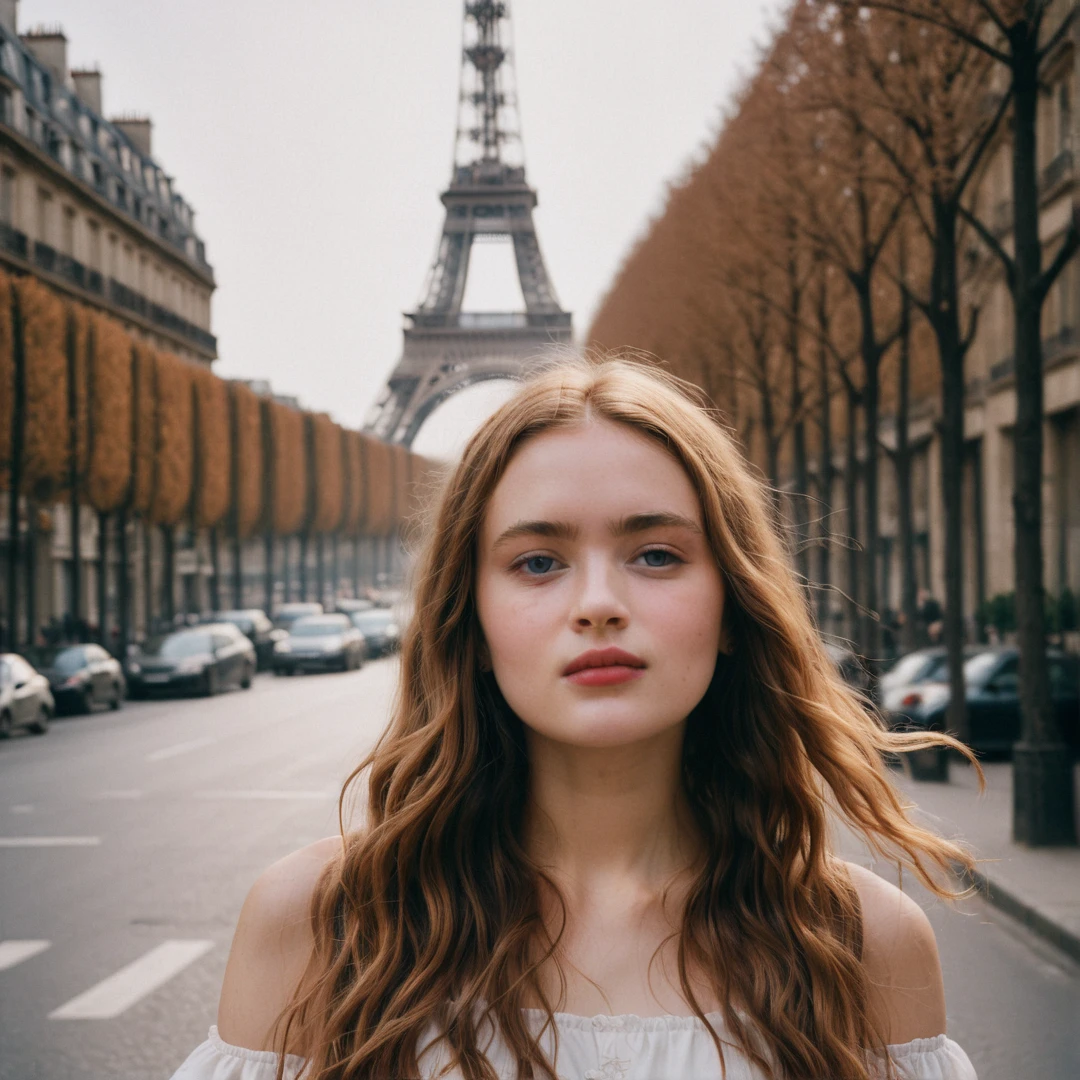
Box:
[1,659,1077,1080]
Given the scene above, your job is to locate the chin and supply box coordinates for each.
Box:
[530,709,683,750]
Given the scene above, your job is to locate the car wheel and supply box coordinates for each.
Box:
[29,705,49,735]
[110,683,123,710]
[0,710,12,738]
[240,664,253,690]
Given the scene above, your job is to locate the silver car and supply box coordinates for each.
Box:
[0,653,55,737]
[272,614,365,674]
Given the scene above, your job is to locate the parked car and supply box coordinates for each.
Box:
[26,643,124,715]
[884,646,1080,755]
[272,602,323,633]
[335,598,375,616]
[127,623,256,697]
[209,609,282,671]
[273,614,365,675]
[876,645,983,709]
[0,653,54,737]
[349,607,402,658]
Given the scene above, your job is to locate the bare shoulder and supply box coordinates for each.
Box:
[216,835,345,1054]
[841,860,947,1044]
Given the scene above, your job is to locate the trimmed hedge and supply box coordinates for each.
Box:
[86,311,133,513]
[192,366,230,528]
[147,350,194,526]
[230,380,263,538]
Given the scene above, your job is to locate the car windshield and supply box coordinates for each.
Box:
[27,646,85,674]
[351,611,392,629]
[291,619,346,637]
[881,652,937,685]
[963,651,1006,684]
[142,632,213,658]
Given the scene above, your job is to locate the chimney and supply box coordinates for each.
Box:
[71,68,102,114]
[112,114,152,158]
[0,0,18,35]
[21,25,67,83]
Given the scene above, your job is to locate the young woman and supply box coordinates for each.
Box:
[172,359,978,1079]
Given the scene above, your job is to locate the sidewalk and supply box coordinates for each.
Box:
[889,759,1080,962]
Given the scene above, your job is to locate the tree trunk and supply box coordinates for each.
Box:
[209,526,221,613]
[353,536,361,597]
[5,284,25,650]
[263,534,274,615]
[233,528,243,610]
[316,532,326,609]
[856,284,881,663]
[142,520,153,636]
[844,385,861,645]
[97,511,109,645]
[931,193,969,750]
[283,536,292,602]
[117,509,130,658]
[161,524,175,622]
[1010,36,1076,844]
[299,533,309,602]
[815,288,834,631]
[896,242,919,655]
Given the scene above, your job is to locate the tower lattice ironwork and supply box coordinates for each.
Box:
[365,1,572,447]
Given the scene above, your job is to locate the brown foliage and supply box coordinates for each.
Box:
[147,351,194,526]
[192,366,231,528]
[86,312,133,512]
[17,276,69,500]
[268,401,307,535]
[0,268,14,490]
[342,430,366,537]
[310,413,345,534]
[230,381,264,539]
[363,436,394,536]
[68,305,91,495]
[129,345,157,517]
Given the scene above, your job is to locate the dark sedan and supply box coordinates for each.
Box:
[885,646,1080,755]
[26,643,124,714]
[209,609,282,671]
[272,614,365,674]
[349,608,402,658]
[127,623,256,697]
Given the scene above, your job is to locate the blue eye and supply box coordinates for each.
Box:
[521,555,557,575]
[640,549,678,567]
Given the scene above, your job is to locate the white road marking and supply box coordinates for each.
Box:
[49,939,214,1020]
[95,790,144,800]
[0,940,50,971]
[146,736,218,762]
[0,836,101,848]
[193,789,335,800]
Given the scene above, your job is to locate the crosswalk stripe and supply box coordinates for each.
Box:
[0,836,101,847]
[0,940,51,971]
[49,940,214,1020]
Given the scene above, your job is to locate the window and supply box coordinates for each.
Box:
[62,205,75,255]
[36,187,53,245]
[87,219,101,269]
[1059,81,1073,155]
[0,166,15,225]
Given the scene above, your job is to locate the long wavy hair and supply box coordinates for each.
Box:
[273,356,978,1080]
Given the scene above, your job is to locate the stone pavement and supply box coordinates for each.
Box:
[889,759,1080,963]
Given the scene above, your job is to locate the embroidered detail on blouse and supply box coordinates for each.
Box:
[584,1058,631,1080]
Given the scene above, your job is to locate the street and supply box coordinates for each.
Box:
[0,661,1077,1080]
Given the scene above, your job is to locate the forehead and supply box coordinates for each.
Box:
[480,421,702,541]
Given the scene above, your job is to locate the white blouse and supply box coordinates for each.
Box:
[170,1011,978,1080]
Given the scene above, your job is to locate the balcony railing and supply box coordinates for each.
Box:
[1040,149,1073,193]
[988,326,1077,384]
[407,310,573,331]
[0,222,215,354]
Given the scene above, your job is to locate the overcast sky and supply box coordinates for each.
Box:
[20,0,784,457]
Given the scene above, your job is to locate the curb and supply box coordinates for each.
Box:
[954,861,1080,965]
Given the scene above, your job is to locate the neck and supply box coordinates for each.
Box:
[522,723,699,894]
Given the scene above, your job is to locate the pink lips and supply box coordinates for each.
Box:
[563,647,646,687]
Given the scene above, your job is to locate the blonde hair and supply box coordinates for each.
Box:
[275,355,977,1079]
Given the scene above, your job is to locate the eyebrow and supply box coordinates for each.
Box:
[491,511,703,550]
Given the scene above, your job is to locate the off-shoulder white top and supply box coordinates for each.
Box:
[170,1011,978,1080]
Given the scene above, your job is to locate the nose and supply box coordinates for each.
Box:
[569,554,629,631]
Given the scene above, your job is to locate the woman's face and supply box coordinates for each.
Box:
[475,420,727,750]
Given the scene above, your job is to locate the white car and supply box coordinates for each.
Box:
[0,653,54,737]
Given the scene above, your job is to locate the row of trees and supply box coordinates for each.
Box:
[0,267,439,651]
[589,0,1078,845]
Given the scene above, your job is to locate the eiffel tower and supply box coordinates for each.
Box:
[365,1,573,447]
